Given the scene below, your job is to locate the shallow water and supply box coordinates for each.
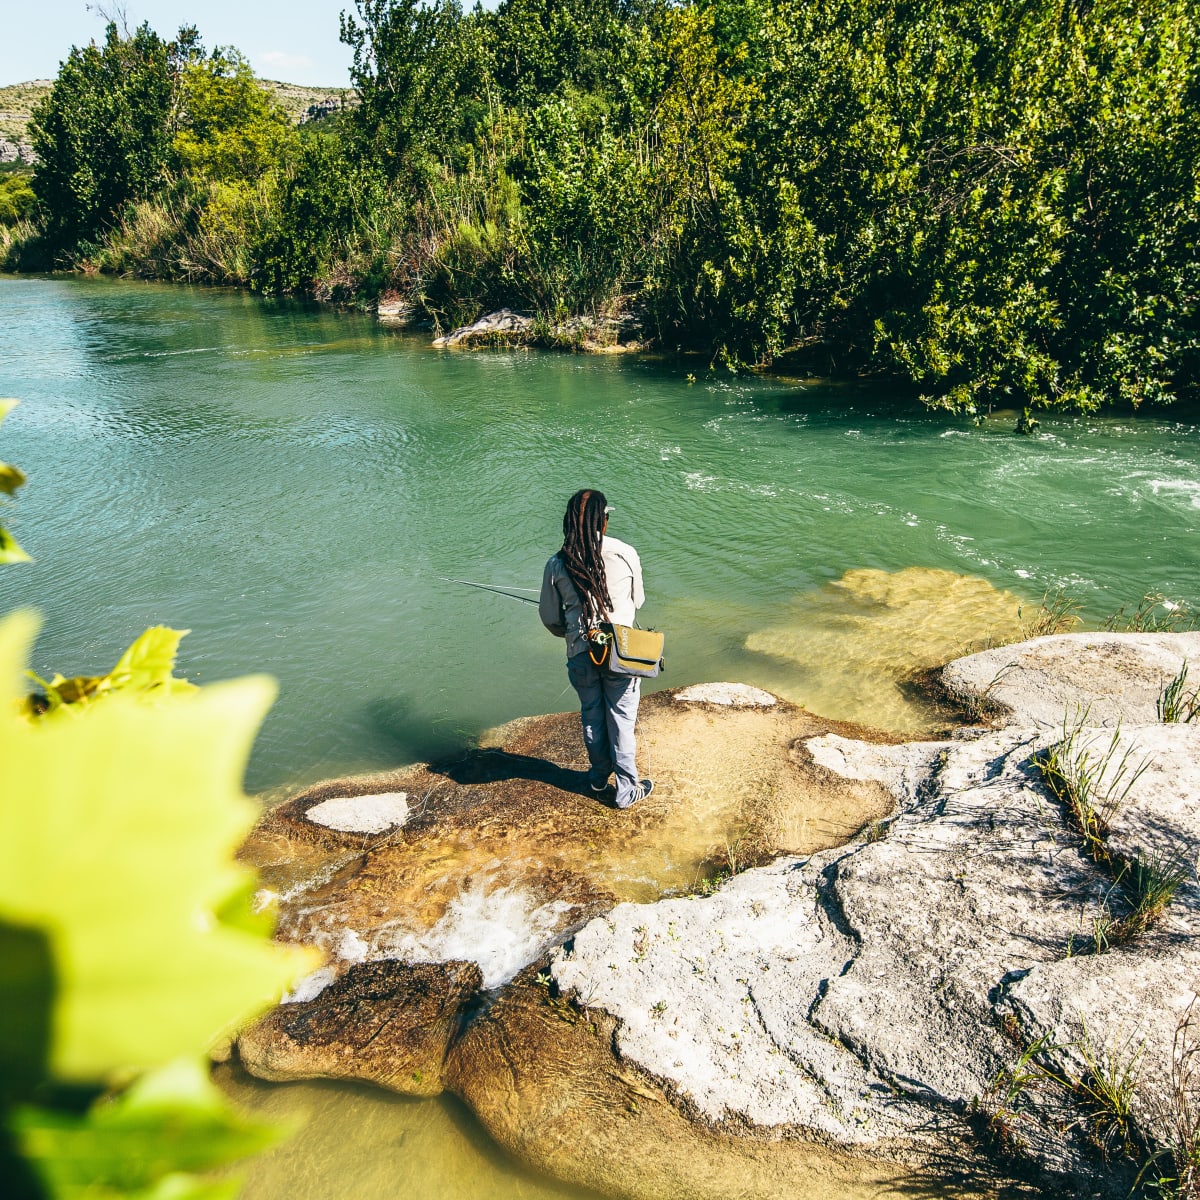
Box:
[4,276,1200,1198]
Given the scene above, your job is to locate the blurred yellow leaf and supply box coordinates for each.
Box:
[0,611,316,1082]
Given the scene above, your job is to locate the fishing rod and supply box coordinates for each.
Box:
[438,576,539,605]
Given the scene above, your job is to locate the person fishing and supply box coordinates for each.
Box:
[539,489,654,808]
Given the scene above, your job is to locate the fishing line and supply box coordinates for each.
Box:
[437,576,539,604]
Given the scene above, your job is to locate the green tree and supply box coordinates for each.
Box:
[0,176,36,227]
[258,133,392,294]
[174,48,295,184]
[340,0,489,177]
[483,0,660,113]
[29,21,180,254]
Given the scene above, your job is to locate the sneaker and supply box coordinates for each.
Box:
[617,779,654,808]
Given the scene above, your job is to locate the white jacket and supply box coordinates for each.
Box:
[539,535,645,658]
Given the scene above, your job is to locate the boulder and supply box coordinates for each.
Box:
[239,959,481,1096]
[941,631,1200,728]
[431,309,533,348]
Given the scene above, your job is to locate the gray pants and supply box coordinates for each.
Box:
[567,652,642,807]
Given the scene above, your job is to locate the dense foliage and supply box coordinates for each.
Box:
[7,0,1199,412]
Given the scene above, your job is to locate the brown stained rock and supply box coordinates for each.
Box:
[237,959,482,1096]
[445,971,925,1200]
[240,690,898,994]
[233,687,897,1111]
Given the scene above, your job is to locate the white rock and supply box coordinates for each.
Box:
[431,309,533,348]
[805,733,950,800]
[942,631,1200,728]
[675,682,777,707]
[305,791,409,834]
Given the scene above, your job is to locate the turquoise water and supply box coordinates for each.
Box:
[2,275,1199,791]
[5,274,1198,1200]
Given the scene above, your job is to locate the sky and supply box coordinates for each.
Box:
[2,2,361,88]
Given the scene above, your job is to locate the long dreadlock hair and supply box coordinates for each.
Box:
[560,488,613,628]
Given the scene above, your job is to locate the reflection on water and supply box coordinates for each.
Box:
[215,1065,606,1200]
[745,567,1024,731]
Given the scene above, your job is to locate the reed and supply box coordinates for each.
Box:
[1105,592,1198,633]
[1019,588,1083,639]
[1159,662,1200,724]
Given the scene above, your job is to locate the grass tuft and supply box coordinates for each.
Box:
[1118,850,1193,938]
[1071,1023,1146,1159]
[1105,593,1199,633]
[1019,589,1083,639]
[1034,714,1151,855]
[1159,661,1200,724]
[1032,712,1194,949]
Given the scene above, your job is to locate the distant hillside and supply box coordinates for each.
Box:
[0,81,51,146]
[0,78,349,148]
[258,79,352,124]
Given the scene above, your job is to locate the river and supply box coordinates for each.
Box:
[2,275,1199,1198]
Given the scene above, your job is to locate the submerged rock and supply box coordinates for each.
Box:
[675,681,777,706]
[745,566,1024,733]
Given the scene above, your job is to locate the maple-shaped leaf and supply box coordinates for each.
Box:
[0,610,316,1083]
[31,627,200,714]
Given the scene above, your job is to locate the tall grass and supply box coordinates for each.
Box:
[1019,589,1083,638]
[0,217,51,271]
[1035,715,1150,854]
[1105,593,1199,633]
[95,192,197,280]
[1072,1023,1146,1159]
[1159,662,1200,724]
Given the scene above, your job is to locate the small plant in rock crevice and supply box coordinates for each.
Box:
[690,829,768,896]
[1035,714,1151,859]
[982,1027,1060,1149]
[1070,1023,1147,1160]
[1119,850,1194,939]
[1159,661,1200,724]
[1033,712,1192,949]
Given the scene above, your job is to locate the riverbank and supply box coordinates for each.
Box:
[230,632,1200,1198]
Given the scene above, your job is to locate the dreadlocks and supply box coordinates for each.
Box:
[560,488,613,628]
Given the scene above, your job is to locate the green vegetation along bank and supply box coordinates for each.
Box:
[3,0,1198,415]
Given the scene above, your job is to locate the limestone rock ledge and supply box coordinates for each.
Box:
[528,634,1200,1196]
[236,637,1200,1199]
